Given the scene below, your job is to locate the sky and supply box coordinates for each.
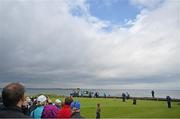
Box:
[0,0,179,89]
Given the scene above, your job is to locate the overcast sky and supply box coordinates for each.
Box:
[0,0,179,89]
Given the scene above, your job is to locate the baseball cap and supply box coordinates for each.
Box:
[55,99,61,103]
[37,95,47,102]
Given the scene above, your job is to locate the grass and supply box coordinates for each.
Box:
[48,95,180,118]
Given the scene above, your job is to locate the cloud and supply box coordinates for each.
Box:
[0,0,179,89]
[129,0,165,9]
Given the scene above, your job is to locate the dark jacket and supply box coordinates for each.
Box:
[71,112,84,118]
[0,105,30,118]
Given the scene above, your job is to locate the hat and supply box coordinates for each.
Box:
[37,95,47,102]
[55,99,61,103]
[72,101,80,110]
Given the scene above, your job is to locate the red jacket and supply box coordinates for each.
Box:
[57,105,72,118]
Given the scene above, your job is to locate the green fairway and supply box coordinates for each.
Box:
[49,96,180,118]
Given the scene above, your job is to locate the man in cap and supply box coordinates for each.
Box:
[71,101,84,118]
[0,83,29,118]
[30,95,47,118]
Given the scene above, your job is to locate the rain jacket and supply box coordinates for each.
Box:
[42,104,59,118]
[30,106,44,119]
[57,105,71,118]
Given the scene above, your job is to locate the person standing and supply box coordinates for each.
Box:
[0,83,30,118]
[55,99,62,109]
[166,96,172,108]
[57,97,73,118]
[151,90,155,98]
[71,101,84,118]
[122,93,126,102]
[30,95,47,118]
[126,92,130,100]
[96,103,101,119]
[133,98,136,105]
[41,104,59,118]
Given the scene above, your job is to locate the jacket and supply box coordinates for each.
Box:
[57,105,72,118]
[0,105,29,118]
[30,106,44,119]
[41,104,59,118]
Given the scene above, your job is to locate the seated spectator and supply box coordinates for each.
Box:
[41,104,59,118]
[71,101,84,118]
[0,83,29,118]
[30,95,47,118]
[57,97,73,118]
[55,99,62,109]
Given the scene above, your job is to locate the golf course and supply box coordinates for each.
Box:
[48,96,180,118]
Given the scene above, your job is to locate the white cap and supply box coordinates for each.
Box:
[55,99,61,103]
[37,95,47,103]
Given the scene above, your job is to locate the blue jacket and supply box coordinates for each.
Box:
[30,106,44,119]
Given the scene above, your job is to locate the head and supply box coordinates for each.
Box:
[37,95,47,106]
[47,97,52,105]
[2,83,25,107]
[64,97,73,105]
[55,99,62,106]
[97,103,100,107]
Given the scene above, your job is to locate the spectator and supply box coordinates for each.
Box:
[133,98,136,105]
[29,98,37,116]
[41,104,59,118]
[96,103,101,119]
[151,90,155,98]
[57,97,73,118]
[30,95,47,118]
[166,96,172,108]
[21,97,31,116]
[71,101,84,118]
[122,93,126,102]
[55,99,62,109]
[47,96,53,105]
[0,83,29,118]
[126,92,130,100]
[89,92,92,98]
[94,92,98,98]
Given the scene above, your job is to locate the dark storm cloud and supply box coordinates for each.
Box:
[0,0,179,89]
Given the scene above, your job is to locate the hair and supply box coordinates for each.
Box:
[2,83,25,107]
[37,101,46,106]
[97,103,100,107]
[64,97,73,105]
